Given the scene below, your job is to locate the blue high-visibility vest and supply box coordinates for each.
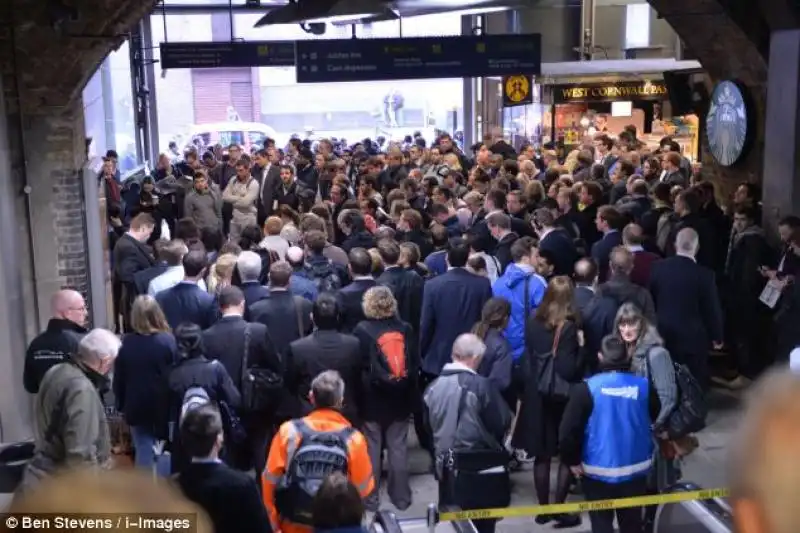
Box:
[582,371,654,484]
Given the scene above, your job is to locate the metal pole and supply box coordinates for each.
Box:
[141,17,160,163]
[426,503,437,533]
[83,166,110,329]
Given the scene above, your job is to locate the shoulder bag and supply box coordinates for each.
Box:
[439,384,511,511]
[240,323,284,412]
[535,322,571,400]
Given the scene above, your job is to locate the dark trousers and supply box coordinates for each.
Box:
[227,414,272,483]
[582,475,647,533]
[413,371,437,462]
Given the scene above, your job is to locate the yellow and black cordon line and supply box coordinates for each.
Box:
[437,488,730,522]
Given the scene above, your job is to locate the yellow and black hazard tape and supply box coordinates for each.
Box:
[437,488,730,522]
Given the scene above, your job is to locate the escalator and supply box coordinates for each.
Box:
[654,482,734,533]
[369,506,477,533]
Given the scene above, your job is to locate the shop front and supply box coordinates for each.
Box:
[547,78,699,161]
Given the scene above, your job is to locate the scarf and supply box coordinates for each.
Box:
[104,175,121,204]
[725,224,764,275]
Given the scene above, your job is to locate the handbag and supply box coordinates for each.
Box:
[535,323,570,400]
[644,350,707,438]
[439,388,511,511]
[240,324,284,412]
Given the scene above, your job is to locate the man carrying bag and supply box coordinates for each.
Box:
[424,334,514,533]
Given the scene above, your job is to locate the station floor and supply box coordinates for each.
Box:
[374,389,741,533]
[0,389,740,528]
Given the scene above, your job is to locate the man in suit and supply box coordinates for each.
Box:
[250,261,313,358]
[650,228,724,390]
[486,211,519,276]
[112,213,156,330]
[659,151,687,188]
[256,147,281,226]
[250,261,314,422]
[591,205,625,283]
[287,293,363,426]
[337,248,376,333]
[623,223,660,288]
[132,239,170,296]
[666,188,718,271]
[176,404,271,533]
[534,207,579,277]
[237,251,270,314]
[377,239,425,333]
[597,246,657,323]
[597,135,618,174]
[202,286,280,476]
[420,239,492,377]
[156,250,218,330]
[573,257,598,314]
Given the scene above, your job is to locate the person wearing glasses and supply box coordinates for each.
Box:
[23,290,89,394]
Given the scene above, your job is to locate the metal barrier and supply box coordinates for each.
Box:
[654,482,733,533]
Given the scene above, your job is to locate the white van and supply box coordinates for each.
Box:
[188,121,280,152]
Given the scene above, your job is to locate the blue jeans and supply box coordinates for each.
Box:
[130,426,170,476]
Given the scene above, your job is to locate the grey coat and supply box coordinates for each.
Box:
[184,186,222,230]
[627,324,677,429]
[20,362,111,492]
[424,363,512,457]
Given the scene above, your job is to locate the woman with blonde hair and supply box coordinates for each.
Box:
[524,179,546,207]
[207,253,237,294]
[113,295,177,473]
[442,152,462,173]
[513,276,585,528]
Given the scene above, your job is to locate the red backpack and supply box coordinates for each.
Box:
[369,330,409,390]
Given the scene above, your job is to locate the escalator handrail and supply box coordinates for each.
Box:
[654,481,734,533]
[372,510,404,533]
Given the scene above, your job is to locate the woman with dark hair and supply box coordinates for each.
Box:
[471,298,512,395]
[513,276,585,528]
[312,472,366,533]
[167,323,240,474]
[613,302,681,530]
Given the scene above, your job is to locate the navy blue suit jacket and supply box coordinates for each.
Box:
[540,228,580,277]
[649,255,723,357]
[591,230,623,283]
[420,267,492,375]
[156,282,219,330]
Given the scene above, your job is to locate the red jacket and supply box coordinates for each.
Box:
[631,250,660,288]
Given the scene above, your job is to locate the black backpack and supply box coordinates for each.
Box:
[306,259,343,293]
[274,420,354,525]
[239,324,283,412]
[645,352,707,438]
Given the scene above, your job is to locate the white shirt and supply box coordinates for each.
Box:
[149,266,207,297]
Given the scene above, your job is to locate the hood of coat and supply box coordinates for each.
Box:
[630,323,664,359]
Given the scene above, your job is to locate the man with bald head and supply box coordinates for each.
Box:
[24,290,88,394]
[649,227,723,390]
[622,223,660,288]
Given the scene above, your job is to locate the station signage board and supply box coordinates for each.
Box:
[159,41,296,69]
[294,34,542,83]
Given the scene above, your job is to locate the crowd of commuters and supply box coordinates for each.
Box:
[19,126,800,533]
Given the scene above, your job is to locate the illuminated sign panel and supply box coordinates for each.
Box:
[553,81,668,103]
[160,41,296,69]
[295,34,542,83]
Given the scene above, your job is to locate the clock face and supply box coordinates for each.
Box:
[706,81,749,167]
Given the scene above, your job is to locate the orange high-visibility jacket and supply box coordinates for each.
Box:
[262,408,375,533]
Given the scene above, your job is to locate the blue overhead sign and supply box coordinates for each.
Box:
[294,34,542,83]
[159,41,295,69]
